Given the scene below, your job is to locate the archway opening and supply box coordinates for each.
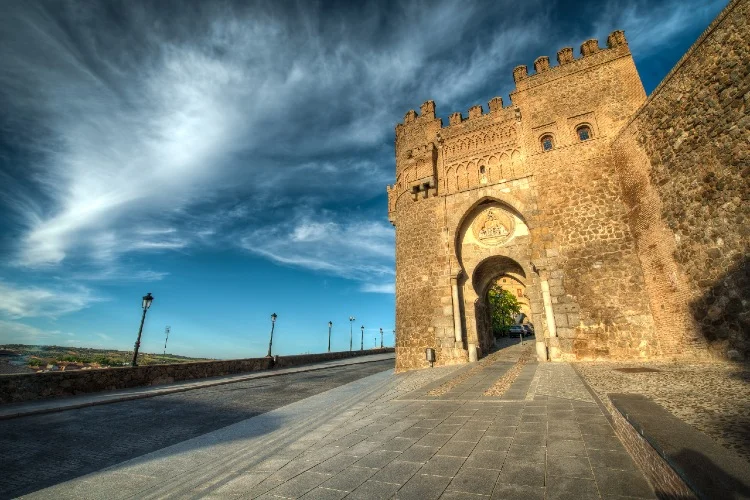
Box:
[488,275,530,338]
[472,255,533,351]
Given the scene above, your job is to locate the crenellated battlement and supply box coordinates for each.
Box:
[396,100,439,130]
[396,30,630,139]
[513,30,629,86]
[396,94,516,137]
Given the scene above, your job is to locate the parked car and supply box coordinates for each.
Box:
[508,325,524,338]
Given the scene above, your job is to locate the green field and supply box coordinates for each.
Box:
[0,344,212,372]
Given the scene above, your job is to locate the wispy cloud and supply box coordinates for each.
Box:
[0,319,63,342]
[68,268,169,282]
[240,212,394,286]
[360,283,395,294]
[0,280,102,319]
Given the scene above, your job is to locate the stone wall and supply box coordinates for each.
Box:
[0,348,393,404]
[510,35,656,361]
[613,0,749,360]
[394,193,448,371]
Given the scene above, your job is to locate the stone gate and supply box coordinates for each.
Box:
[388,0,750,371]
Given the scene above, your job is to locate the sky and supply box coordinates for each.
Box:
[0,0,728,359]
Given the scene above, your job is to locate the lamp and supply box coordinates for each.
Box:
[349,316,355,351]
[327,321,333,353]
[267,313,277,357]
[131,293,155,367]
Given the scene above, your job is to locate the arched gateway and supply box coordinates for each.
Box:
[388,31,662,372]
[455,200,542,360]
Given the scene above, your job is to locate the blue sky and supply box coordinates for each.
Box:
[0,0,728,359]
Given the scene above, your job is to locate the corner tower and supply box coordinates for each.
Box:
[389,31,659,371]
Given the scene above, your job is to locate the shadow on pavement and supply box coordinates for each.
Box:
[0,359,394,498]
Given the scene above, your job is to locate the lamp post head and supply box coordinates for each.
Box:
[328,321,333,328]
[361,325,364,331]
[380,328,383,334]
[349,316,355,322]
[271,313,277,322]
[142,293,154,310]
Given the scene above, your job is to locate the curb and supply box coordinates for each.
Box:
[0,354,395,421]
[570,364,617,425]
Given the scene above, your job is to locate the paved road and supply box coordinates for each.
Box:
[21,344,657,500]
[0,359,394,499]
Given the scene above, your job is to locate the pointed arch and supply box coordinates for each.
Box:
[511,150,522,177]
[465,162,473,189]
[452,195,531,274]
[446,167,456,192]
[487,156,499,183]
[476,160,487,186]
[498,152,509,180]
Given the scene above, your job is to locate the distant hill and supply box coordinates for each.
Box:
[0,344,213,374]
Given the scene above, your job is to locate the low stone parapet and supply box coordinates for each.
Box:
[0,348,394,404]
[273,349,393,369]
[609,393,750,499]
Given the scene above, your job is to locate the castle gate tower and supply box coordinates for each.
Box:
[388,32,659,372]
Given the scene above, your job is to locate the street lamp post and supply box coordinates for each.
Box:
[349,316,355,351]
[267,313,277,358]
[380,328,383,348]
[327,321,333,353]
[131,293,154,367]
[360,325,364,351]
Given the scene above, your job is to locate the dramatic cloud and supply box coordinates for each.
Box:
[0,0,728,300]
[594,0,728,55]
[0,2,544,267]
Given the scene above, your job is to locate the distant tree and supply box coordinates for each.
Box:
[487,285,522,337]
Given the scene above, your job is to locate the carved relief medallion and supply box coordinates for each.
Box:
[471,206,514,246]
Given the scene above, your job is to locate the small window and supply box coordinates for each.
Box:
[577,125,591,141]
[541,134,554,152]
[479,165,485,174]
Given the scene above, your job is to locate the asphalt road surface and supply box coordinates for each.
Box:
[0,359,394,499]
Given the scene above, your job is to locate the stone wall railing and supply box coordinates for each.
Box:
[0,348,394,405]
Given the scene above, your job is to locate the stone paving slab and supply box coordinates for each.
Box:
[501,362,537,400]
[0,353,396,420]
[23,349,657,499]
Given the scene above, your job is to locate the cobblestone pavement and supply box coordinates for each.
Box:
[23,349,656,500]
[576,360,750,462]
[0,360,395,499]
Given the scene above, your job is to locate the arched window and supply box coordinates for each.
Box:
[577,125,592,141]
[541,134,554,152]
[479,165,485,174]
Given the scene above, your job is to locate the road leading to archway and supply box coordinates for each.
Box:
[0,358,394,499]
